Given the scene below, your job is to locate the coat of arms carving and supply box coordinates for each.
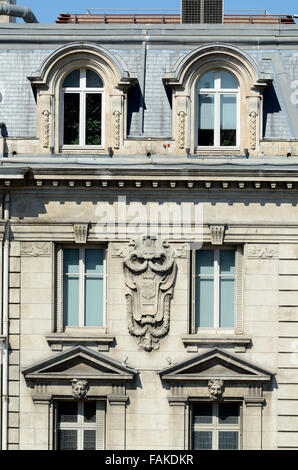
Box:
[123,238,177,352]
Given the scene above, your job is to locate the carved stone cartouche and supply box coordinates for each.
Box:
[123,238,177,352]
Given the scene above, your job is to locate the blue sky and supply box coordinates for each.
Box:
[14,1,298,24]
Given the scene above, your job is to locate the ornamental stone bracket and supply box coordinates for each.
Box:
[73,223,89,244]
[209,224,226,245]
[123,237,177,352]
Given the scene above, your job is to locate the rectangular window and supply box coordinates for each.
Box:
[61,247,105,329]
[56,401,105,450]
[191,402,240,450]
[193,248,235,330]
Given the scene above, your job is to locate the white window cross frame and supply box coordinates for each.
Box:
[191,402,242,450]
[56,245,107,331]
[197,70,240,148]
[192,247,238,332]
[56,401,105,450]
[61,68,104,148]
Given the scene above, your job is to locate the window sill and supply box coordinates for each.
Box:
[182,335,252,353]
[46,332,115,352]
[194,147,241,156]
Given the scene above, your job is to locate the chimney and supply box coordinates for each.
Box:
[181,0,224,24]
[0,0,16,23]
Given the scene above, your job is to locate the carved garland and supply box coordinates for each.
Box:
[178,111,186,149]
[41,109,51,149]
[123,238,177,352]
[112,109,121,149]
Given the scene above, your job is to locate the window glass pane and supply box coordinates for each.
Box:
[220,70,238,89]
[193,403,213,424]
[198,94,214,146]
[219,278,234,328]
[63,93,80,145]
[220,94,236,146]
[193,431,212,450]
[84,402,96,423]
[198,71,215,89]
[196,250,214,276]
[218,403,240,425]
[58,430,78,450]
[85,249,104,274]
[85,94,102,146]
[86,69,104,88]
[62,70,80,88]
[220,250,235,275]
[63,276,79,326]
[84,430,96,450]
[58,402,78,423]
[218,431,239,450]
[85,277,103,326]
[63,249,79,274]
[195,277,214,328]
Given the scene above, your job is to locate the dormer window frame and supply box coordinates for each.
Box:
[60,68,105,150]
[196,69,240,150]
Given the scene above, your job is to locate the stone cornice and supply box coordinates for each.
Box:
[2,164,298,191]
[9,222,298,244]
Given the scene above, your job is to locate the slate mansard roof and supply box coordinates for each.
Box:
[0,22,297,144]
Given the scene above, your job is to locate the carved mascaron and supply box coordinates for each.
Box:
[208,379,225,400]
[123,238,177,352]
[71,378,89,400]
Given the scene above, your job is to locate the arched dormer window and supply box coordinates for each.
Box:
[163,44,272,155]
[62,69,104,147]
[28,42,136,154]
[197,70,239,148]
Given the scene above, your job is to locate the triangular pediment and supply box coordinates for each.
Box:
[22,345,137,382]
[158,348,272,382]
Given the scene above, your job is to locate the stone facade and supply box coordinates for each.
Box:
[0,11,298,451]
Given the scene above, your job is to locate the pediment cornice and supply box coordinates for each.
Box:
[158,348,273,383]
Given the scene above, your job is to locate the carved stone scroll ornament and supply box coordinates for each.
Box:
[20,242,51,257]
[71,378,89,400]
[247,245,279,259]
[112,109,121,149]
[178,111,186,149]
[208,379,225,401]
[249,111,257,151]
[41,109,51,149]
[123,238,177,352]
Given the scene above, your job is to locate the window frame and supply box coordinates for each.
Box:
[190,246,243,335]
[56,244,107,332]
[60,68,105,150]
[196,69,240,150]
[190,401,242,450]
[54,400,106,450]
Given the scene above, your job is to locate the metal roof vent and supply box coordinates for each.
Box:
[181,0,224,24]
